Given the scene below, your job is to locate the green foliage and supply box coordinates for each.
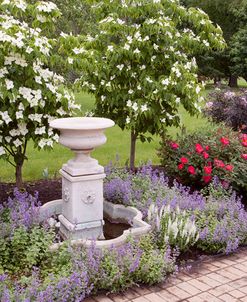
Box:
[40,242,73,277]
[230,27,247,81]
[183,0,247,84]
[0,226,54,274]
[182,0,237,82]
[74,0,225,166]
[0,0,81,185]
[195,197,247,254]
[133,235,175,285]
[52,0,97,35]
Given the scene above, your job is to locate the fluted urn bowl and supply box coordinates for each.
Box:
[50,117,115,176]
[50,117,115,150]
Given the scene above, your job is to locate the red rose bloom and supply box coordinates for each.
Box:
[220,137,230,145]
[170,142,179,149]
[241,154,247,160]
[242,141,247,147]
[180,157,188,164]
[188,166,196,175]
[203,175,212,183]
[204,166,212,174]
[178,163,184,170]
[195,143,204,154]
[225,164,233,172]
[203,152,209,159]
[214,159,225,168]
[205,145,210,151]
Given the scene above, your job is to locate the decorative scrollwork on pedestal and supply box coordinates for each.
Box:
[81,191,96,204]
[63,187,70,203]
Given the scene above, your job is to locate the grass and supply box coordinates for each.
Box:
[1,79,246,183]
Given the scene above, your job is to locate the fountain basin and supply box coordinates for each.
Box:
[40,199,151,251]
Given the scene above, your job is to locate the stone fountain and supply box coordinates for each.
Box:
[40,117,150,250]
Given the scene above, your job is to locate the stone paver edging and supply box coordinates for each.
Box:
[84,248,247,302]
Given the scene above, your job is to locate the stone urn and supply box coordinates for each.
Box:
[50,117,115,240]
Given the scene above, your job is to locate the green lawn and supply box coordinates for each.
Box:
[2,79,245,183]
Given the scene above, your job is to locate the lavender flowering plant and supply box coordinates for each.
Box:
[104,164,247,254]
[0,189,54,274]
[1,165,247,300]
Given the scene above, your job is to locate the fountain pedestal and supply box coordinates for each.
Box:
[50,117,115,240]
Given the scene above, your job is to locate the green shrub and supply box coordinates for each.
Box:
[0,226,54,274]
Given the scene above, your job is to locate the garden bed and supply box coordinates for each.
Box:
[0,179,62,206]
[1,165,247,301]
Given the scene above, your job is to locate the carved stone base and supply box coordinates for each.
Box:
[59,214,104,240]
[60,169,106,240]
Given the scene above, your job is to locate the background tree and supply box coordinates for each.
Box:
[49,0,97,36]
[76,0,225,170]
[229,0,247,81]
[182,0,242,87]
[0,0,80,187]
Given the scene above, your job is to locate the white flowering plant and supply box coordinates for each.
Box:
[147,204,199,252]
[0,0,80,187]
[75,0,225,169]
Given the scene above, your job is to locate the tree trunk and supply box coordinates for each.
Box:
[214,77,221,86]
[228,75,238,88]
[130,131,137,171]
[15,162,23,189]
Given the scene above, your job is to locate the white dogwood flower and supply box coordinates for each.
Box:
[133,48,140,54]
[16,111,23,119]
[116,64,124,71]
[107,45,114,52]
[0,146,5,156]
[161,78,169,86]
[123,43,130,50]
[1,111,11,124]
[5,79,14,90]
[127,100,132,107]
[13,138,22,147]
[132,102,138,111]
[141,104,148,112]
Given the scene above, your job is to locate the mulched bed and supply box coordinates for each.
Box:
[0,179,62,205]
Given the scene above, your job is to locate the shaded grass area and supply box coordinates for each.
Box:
[0,83,238,182]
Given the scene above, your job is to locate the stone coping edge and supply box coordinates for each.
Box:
[40,199,151,251]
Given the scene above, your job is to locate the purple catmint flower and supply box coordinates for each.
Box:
[104,177,132,205]
[1,287,11,302]
[225,238,239,255]
[2,188,42,233]
[199,227,209,240]
[129,248,143,273]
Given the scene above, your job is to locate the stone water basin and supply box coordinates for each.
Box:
[40,199,151,251]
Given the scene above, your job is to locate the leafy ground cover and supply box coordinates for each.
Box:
[1,165,247,301]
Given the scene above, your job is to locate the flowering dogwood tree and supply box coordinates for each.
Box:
[0,0,80,187]
[77,0,225,169]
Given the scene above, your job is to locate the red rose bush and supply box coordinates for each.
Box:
[159,126,247,193]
